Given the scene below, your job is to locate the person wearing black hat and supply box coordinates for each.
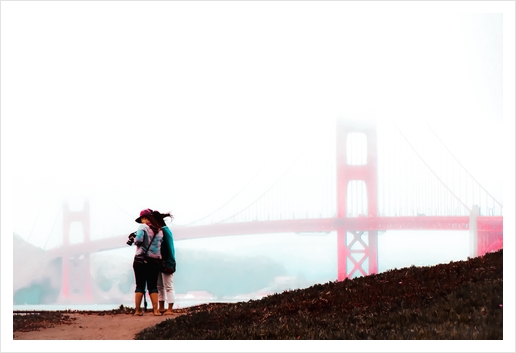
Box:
[152,210,176,315]
[129,208,164,316]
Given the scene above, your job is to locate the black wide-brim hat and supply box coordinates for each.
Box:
[135,208,154,223]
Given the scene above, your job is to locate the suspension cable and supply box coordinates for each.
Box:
[425,122,502,207]
[393,122,471,213]
[181,159,272,226]
[109,198,139,221]
[214,119,330,224]
[26,201,44,243]
[43,206,61,250]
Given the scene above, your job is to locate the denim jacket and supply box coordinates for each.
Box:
[134,225,163,259]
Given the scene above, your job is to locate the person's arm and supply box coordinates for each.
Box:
[162,226,176,259]
[134,228,146,246]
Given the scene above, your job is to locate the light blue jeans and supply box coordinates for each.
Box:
[157,272,175,304]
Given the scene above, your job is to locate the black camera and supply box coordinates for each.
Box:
[126,232,136,246]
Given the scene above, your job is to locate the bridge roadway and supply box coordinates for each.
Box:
[45,216,484,258]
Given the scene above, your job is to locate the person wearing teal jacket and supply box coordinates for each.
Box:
[153,210,176,315]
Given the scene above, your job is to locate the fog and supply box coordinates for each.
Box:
[2,1,514,351]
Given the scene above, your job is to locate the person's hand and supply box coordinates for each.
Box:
[153,211,167,227]
[126,232,136,246]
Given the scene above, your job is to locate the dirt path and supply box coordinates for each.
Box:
[13,312,183,340]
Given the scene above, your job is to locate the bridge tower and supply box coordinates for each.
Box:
[58,199,94,304]
[336,119,378,280]
[470,205,504,257]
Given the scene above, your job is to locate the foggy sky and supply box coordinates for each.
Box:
[4,4,509,248]
[2,1,515,352]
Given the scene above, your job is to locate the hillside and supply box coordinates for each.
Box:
[135,249,503,339]
[13,233,47,291]
[13,234,63,304]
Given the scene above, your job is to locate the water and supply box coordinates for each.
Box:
[13,303,127,312]
[13,299,245,312]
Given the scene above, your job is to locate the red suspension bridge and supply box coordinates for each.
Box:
[43,119,503,304]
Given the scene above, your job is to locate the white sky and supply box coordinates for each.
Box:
[2,1,515,352]
[3,2,510,245]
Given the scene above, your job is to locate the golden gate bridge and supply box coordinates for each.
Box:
[40,118,502,304]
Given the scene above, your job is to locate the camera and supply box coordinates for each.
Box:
[126,232,136,246]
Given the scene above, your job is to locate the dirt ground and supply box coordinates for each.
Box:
[13,311,183,340]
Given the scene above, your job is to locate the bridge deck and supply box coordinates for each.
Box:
[44,216,504,258]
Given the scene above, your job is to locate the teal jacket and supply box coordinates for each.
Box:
[160,226,176,270]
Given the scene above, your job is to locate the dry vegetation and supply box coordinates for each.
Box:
[137,249,502,339]
[14,250,502,340]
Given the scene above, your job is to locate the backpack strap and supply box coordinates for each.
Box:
[142,229,157,257]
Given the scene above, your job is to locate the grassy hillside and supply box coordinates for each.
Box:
[136,249,503,340]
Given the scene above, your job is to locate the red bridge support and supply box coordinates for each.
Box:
[477,217,503,256]
[58,200,93,304]
[469,205,503,257]
[476,217,503,257]
[336,119,379,280]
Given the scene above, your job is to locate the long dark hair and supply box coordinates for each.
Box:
[146,210,174,233]
[154,211,174,222]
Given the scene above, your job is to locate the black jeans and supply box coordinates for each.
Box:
[133,258,160,294]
